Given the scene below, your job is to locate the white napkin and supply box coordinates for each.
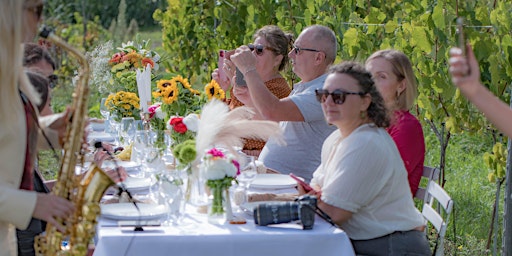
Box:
[136,64,152,113]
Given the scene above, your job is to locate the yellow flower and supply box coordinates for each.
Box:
[173,75,191,89]
[162,83,179,104]
[157,79,174,91]
[205,80,225,100]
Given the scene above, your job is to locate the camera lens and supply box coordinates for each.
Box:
[254,202,299,226]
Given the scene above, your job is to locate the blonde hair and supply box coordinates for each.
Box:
[0,0,40,124]
[366,49,418,110]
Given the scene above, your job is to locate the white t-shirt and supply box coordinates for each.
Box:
[311,124,425,240]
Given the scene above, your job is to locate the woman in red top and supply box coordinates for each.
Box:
[366,50,425,196]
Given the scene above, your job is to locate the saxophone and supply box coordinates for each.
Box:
[35,27,115,255]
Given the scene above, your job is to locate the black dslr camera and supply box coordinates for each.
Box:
[253,195,317,230]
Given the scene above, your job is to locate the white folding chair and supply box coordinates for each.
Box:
[414,166,441,203]
[422,181,454,256]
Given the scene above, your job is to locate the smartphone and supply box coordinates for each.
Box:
[456,17,466,56]
[235,67,247,87]
[289,173,314,192]
[218,50,227,83]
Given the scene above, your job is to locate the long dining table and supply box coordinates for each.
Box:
[93,187,355,256]
[87,127,354,256]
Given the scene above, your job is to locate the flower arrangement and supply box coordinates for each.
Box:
[152,75,206,118]
[202,148,239,216]
[108,40,161,93]
[204,79,226,100]
[104,91,141,121]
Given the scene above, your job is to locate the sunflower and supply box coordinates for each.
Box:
[173,75,191,89]
[162,82,179,104]
[205,80,225,100]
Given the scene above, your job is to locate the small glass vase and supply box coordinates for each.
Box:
[207,187,232,225]
[153,129,168,153]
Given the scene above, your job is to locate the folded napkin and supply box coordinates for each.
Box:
[248,193,297,202]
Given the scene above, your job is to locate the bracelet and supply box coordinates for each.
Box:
[243,67,257,75]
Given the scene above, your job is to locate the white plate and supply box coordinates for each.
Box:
[88,132,115,142]
[250,174,297,190]
[240,201,284,216]
[103,161,141,172]
[121,176,155,192]
[89,122,105,132]
[101,203,167,220]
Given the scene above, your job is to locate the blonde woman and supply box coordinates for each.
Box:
[0,1,74,255]
[366,50,425,196]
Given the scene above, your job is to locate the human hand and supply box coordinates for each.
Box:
[231,45,257,75]
[33,193,74,233]
[48,108,72,146]
[212,68,231,92]
[232,85,252,105]
[449,44,481,95]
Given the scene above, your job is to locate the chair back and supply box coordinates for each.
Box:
[422,181,454,256]
[414,166,440,202]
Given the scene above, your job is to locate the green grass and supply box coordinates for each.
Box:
[423,124,501,255]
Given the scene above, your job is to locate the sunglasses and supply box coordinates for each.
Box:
[26,4,44,19]
[48,74,58,89]
[248,44,275,56]
[292,45,320,55]
[315,89,366,105]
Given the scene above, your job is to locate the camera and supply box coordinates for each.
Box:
[253,195,317,230]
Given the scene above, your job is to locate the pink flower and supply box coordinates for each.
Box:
[169,117,188,134]
[148,103,161,119]
[232,160,240,175]
[207,148,225,158]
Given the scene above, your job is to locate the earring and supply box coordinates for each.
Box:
[360,111,366,119]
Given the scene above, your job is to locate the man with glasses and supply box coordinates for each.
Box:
[231,25,337,182]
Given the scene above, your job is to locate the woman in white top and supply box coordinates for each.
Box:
[301,62,430,255]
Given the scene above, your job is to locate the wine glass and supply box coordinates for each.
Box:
[100,98,110,120]
[158,172,185,226]
[119,117,135,146]
[236,155,258,208]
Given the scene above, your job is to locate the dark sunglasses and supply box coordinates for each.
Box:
[26,4,44,19]
[48,74,58,89]
[248,44,275,56]
[315,89,366,105]
[292,45,320,55]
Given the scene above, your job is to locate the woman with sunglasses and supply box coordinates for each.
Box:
[0,1,74,255]
[212,25,292,157]
[300,62,430,255]
[365,50,425,196]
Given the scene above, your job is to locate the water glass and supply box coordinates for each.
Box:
[158,171,186,226]
[119,117,135,146]
[100,98,110,120]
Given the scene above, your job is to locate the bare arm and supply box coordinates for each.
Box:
[231,46,304,122]
[449,45,512,138]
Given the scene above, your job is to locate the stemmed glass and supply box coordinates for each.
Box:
[119,117,135,146]
[158,171,186,226]
[100,98,110,120]
[235,155,258,210]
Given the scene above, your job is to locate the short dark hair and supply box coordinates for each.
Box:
[328,61,390,128]
[25,70,49,112]
[23,43,56,70]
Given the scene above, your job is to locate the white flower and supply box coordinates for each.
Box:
[183,114,200,132]
[155,107,164,119]
[203,157,236,180]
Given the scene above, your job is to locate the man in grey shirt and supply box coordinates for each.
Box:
[231,25,337,181]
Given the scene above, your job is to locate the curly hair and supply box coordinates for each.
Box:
[328,61,390,128]
[253,25,294,71]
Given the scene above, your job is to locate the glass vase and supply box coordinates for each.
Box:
[208,187,229,225]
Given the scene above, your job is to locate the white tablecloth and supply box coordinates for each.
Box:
[93,209,354,256]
